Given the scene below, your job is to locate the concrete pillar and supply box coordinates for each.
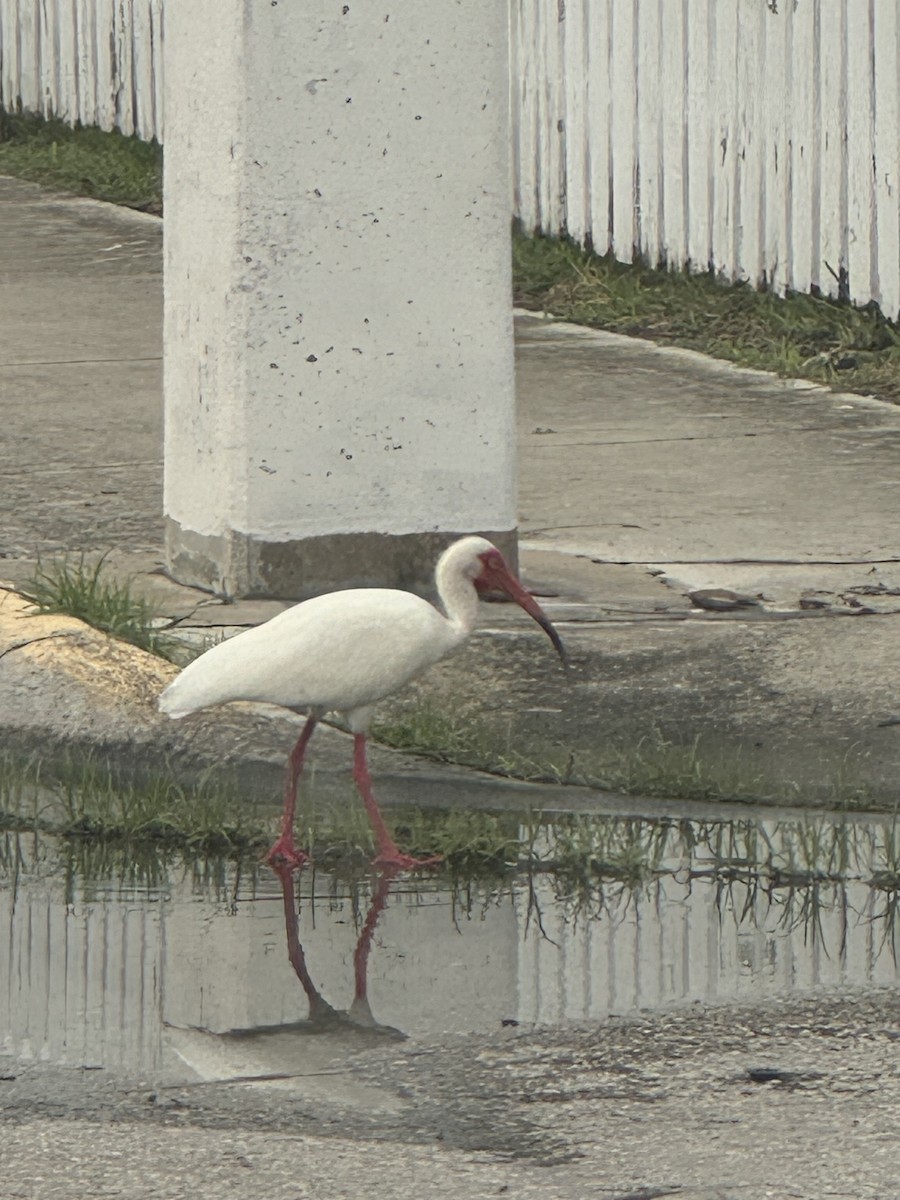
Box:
[163,1,516,599]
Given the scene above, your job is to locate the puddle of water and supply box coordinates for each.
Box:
[0,807,898,1085]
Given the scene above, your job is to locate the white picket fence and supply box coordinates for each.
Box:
[2,0,899,316]
[511,0,900,317]
[0,0,162,142]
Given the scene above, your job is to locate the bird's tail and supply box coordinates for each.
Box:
[158,678,195,719]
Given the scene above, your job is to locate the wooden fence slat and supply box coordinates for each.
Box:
[94,0,116,131]
[845,0,876,305]
[536,0,561,235]
[533,0,550,231]
[789,0,816,296]
[585,0,612,256]
[513,0,538,234]
[684,0,712,272]
[55,0,76,123]
[16,0,40,112]
[113,0,134,135]
[562,0,589,244]
[734,0,765,285]
[819,1,849,301]
[149,0,162,140]
[709,0,739,279]
[635,0,661,266]
[763,0,788,295]
[39,0,58,117]
[74,0,94,126]
[131,0,154,140]
[872,0,900,318]
[0,1,21,111]
[609,0,637,261]
[658,0,686,268]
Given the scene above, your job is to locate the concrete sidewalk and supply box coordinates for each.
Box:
[2,174,900,804]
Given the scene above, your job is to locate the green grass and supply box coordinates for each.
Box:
[514,230,900,404]
[24,554,179,660]
[2,112,897,400]
[3,754,900,943]
[0,110,161,212]
[0,755,269,858]
[373,699,768,803]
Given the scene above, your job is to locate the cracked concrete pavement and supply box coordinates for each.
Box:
[4,173,900,802]
[2,175,900,1198]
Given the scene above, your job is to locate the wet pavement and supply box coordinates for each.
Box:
[2,803,900,1197]
[4,177,900,1195]
[3,175,900,805]
[3,806,900,1071]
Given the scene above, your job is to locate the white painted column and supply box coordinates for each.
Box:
[163,0,516,598]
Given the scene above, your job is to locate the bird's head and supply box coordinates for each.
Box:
[462,540,569,673]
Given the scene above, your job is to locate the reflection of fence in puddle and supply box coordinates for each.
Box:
[0,872,165,1072]
[518,814,900,1022]
[0,811,897,1074]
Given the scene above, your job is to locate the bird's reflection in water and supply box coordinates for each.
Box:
[270,862,404,1038]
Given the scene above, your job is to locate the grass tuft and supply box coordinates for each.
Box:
[372,701,569,784]
[373,700,766,803]
[0,109,162,211]
[24,553,179,660]
[513,230,900,404]
[0,754,270,858]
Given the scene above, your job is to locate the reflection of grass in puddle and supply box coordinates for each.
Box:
[542,814,674,893]
[296,796,532,879]
[0,825,269,910]
[519,811,900,956]
[1,807,899,960]
[0,755,271,859]
[0,754,528,876]
[2,754,900,953]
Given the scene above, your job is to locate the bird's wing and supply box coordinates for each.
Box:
[159,588,459,717]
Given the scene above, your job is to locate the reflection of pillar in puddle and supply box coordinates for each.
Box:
[160,872,308,1033]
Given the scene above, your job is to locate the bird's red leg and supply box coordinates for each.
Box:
[352,734,442,870]
[265,714,318,870]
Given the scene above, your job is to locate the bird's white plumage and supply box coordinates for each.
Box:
[157,536,566,870]
[158,536,497,725]
[159,589,460,719]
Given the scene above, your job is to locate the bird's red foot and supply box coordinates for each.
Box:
[372,849,443,871]
[264,837,310,871]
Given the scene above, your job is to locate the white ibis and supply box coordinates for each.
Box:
[159,536,568,870]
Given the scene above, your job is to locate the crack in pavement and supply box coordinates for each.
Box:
[527,426,850,448]
[0,356,162,368]
[0,632,83,661]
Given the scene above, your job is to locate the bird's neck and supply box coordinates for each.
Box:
[435,560,481,636]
